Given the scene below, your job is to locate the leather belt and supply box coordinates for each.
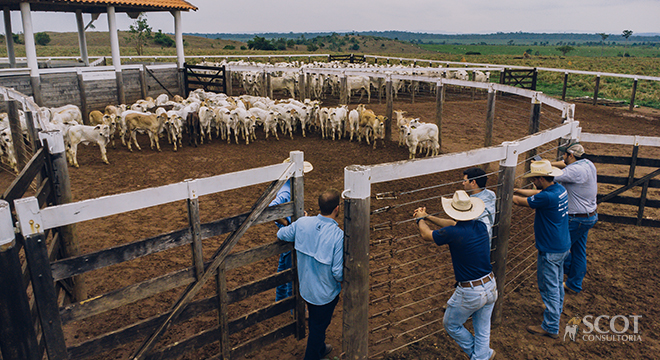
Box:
[569,211,596,218]
[458,272,494,288]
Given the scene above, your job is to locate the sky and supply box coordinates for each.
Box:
[2,0,659,36]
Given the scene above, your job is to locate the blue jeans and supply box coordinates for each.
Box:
[275,251,292,302]
[304,295,339,360]
[563,214,597,293]
[443,275,498,360]
[537,251,570,334]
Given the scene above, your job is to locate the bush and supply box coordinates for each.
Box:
[153,30,174,47]
[465,51,481,55]
[35,32,50,46]
[351,44,360,51]
[240,46,247,50]
[223,45,235,50]
[12,33,23,45]
[307,43,319,52]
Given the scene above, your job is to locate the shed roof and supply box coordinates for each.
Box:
[0,0,198,13]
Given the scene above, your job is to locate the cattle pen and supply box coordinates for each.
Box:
[0,55,659,360]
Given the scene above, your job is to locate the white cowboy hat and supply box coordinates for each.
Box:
[283,158,314,173]
[441,190,486,221]
[523,159,563,178]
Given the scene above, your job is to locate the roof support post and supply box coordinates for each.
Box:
[75,10,89,66]
[20,2,42,105]
[3,7,15,68]
[173,10,185,69]
[107,6,125,104]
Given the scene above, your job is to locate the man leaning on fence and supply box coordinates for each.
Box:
[551,141,598,294]
[513,160,570,339]
[277,189,343,360]
[414,190,497,360]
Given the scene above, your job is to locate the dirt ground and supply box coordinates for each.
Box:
[2,94,659,360]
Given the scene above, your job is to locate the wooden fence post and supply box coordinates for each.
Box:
[385,75,393,142]
[290,151,306,340]
[115,71,126,105]
[435,81,444,153]
[484,84,496,148]
[629,78,638,111]
[561,72,569,101]
[139,65,148,100]
[14,197,68,360]
[340,72,348,105]
[38,130,87,302]
[76,70,89,125]
[411,80,416,104]
[343,165,371,360]
[491,141,518,326]
[261,70,267,99]
[7,100,27,171]
[225,67,232,96]
[524,94,542,175]
[0,200,40,360]
[266,71,273,99]
[298,71,306,100]
[186,179,204,279]
[593,75,600,106]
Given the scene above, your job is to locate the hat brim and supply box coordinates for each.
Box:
[522,167,563,178]
[441,196,486,221]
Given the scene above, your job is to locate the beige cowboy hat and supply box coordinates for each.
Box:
[441,190,486,221]
[523,159,563,178]
[283,158,314,173]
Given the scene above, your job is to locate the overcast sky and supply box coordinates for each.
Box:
[3,0,659,35]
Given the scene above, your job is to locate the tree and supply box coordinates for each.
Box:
[247,36,275,50]
[153,30,174,47]
[125,13,152,55]
[597,33,609,56]
[35,32,50,46]
[12,33,23,45]
[622,29,633,47]
[556,45,574,56]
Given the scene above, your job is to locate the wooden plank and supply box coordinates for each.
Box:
[22,233,68,360]
[35,177,52,209]
[226,269,294,304]
[598,168,660,204]
[50,203,292,281]
[597,194,660,208]
[229,323,297,360]
[597,174,660,188]
[216,264,229,360]
[145,299,296,360]
[1,148,45,204]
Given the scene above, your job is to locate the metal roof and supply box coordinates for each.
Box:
[0,0,198,12]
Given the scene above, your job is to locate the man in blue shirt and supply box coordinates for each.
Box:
[513,160,570,339]
[277,189,343,360]
[414,190,497,360]
[271,159,314,302]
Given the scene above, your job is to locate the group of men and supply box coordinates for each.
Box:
[270,140,597,359]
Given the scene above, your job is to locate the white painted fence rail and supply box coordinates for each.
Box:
[14,155,300,235]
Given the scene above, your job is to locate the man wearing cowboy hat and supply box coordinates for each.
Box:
[414,190,497,360]
[551,141,598,295]
[513,160,571,339]
[271,158,314,303]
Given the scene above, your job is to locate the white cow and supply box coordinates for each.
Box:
[66,124,111,168]
[402,122,440,159]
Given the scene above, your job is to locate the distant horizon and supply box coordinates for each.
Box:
[181,31,660,37]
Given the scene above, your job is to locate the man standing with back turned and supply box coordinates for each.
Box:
[513,160,570,339]
[277,189,343,360]
[551,141,598,294]
[414,190,497,360]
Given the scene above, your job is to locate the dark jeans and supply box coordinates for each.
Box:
[304,295,339,360]
[275,251,292,301]
[563,214,597,293]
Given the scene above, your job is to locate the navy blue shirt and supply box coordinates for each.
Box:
[527,183,571,253]
[432,220,492,282]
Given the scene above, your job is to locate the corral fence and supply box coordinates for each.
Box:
[3,148,310,360]
[183,63,227,97]
[499,68,537,90]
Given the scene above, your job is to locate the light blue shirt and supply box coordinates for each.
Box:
[554,159,598,214]
[277,214,344,305]
[269,179,291,228]
[472,189,496,242]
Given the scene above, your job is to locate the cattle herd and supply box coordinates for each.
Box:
[0,59,489,170]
